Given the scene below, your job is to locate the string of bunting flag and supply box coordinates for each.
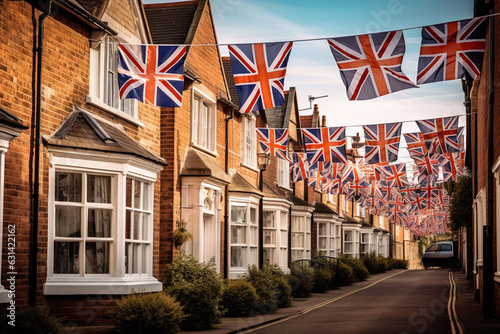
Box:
[114,15,487,236]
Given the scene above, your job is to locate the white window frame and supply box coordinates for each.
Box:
[277,157,290,189]
[191,88,217,154]
[87,36,140,126]
[263,198,291,272]
[241,114,257,169]
[0,143,10,302]
[291,208,313,261]
[360,232,371,254]
[494,158,500,283]
[343,225,360,258]
[228,195,260,278]
[44,152,162,295]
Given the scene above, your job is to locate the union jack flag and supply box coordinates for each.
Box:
[416,117,459,155]
[382,163,408,188]
[410,191,428,213]
[404,132,430,158]
[413,155,440,176]
[328,30,416,100]
[290,152,309,182]
[417,17,488,84]
[302,127,347,164]
[363,122,402,164]
[256,128,292,162]
[228,42,293,114]
[118,44,186,107]
[440,152,464,182]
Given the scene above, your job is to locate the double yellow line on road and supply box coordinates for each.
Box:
[240,270,406,333]
[448,272,465,334]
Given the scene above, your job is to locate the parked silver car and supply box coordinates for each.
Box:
[421,241,454,268]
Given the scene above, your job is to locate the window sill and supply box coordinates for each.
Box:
[277,185,292,192]
[43,276,162,295]
[240,163,259,173]
[0,286,10,304]
[86,95,145,128]
[191,143,218,157]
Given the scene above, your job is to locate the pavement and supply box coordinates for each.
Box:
[63,268,500,334]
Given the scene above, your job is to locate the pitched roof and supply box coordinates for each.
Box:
[144,1,199,44]
[0,106,28,130]
[44,106,165,165]
[314,201,338,215]
[75,0,108,18]
[265,91,288,128]
[180,148,231,184]
[228,173,263,196]
[222,57,239,107]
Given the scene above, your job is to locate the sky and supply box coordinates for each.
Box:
[144,0,474,163]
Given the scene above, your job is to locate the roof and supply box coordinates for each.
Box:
[288,194,313,207]
[228,173,263,196]
[265,91,289,128]
[0,106,28,130]
[180,148,231,184]
[222,57,239,107]
[75,0,108,18]
[314,201,338,215]
[144,1,199,44]
[44,106,165,165]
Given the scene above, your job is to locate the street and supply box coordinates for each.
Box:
[244,269,460,334]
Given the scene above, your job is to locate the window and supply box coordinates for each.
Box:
[360,233,371,254]
[229,203,258,275]
[192,89,216,153]
[344,195,349,213]
[317,220,338,257]
[277,158,290,189]
[262,208,289,269]
[344,230,353,254]
[291,215,311,261]
[45,156,162,295]
[241,115,257,168]
[89,36,136,118]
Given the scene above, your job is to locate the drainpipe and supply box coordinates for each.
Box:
[223,108,233,278]
[484,9,495,319]
[30,2,51,307]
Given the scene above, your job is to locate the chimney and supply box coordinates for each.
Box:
[322,115,327,127]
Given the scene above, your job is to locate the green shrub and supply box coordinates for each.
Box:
[312,267,333,293]
[387,258,408,270]
[221,279,257,317]
[0,305,63,334]
[245,265,279,314]
[163,254,224,330]
[362,252,385,275]
[340,255,369,282]
[111,293,184,334]
[377,257,389,273]
[334,260,353,286]
[288,261,314,298]
[274,275,292,308]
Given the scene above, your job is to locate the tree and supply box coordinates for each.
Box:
[448,174,472,230]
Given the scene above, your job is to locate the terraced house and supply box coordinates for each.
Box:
[0,0,409,325]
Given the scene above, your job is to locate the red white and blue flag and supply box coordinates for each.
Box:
[416,117,459,155]
[328,30,416,100]
[228,42,293,114]
[302,127,347,164]
[290,152,309,182]
[417,17,488,84]
[404,132,430,158]
[256,128,292,162]
[118,44,186,107]
[363,122,402,164]
[382,163,408,188]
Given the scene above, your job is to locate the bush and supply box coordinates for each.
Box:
[340,255,369,282]
[334,260,353,286]
[163,254,224,330]
[0,305,63,334]
[377,257,389,273]
[111,293,184,334]
[387,258,408,270]
[311,267,333,293]
[245,265,279,314]
[274,275,292,308]
[362,252,385,275]
[288,261,314,298]
[221,279,257,317]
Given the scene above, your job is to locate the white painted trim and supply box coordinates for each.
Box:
[494,273,500,284]
[44,277,162,295]
[240,162,260,173]
[86,95,144,127]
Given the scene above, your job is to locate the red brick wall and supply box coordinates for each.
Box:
[1,0,163,324]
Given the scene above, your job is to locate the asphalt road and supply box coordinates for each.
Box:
[247,269,455,334]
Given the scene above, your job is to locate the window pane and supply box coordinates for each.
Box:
[319,237,327,249]
[292,217,304,232]
[88,209,111,238]
[134,180,141,209]
[142,213,150,241]
[292,233,304,248]
[142,244,149,274]
[142,182,151,211]
[250,207,257,224]
[231,226,246,244]
[85,242,110,274]
[55,206,81,238]
[319,223,327,236]
[125,243,131,274]
[53,242,79,274]
[134,212,141,240]
[263,211,275,228]
[231,206,246,223]
[87,175,111,203]
[133,244,141,274]
[55,172,82,202]
[126,178,133,208]
[231,246,245,267]
[280,212,288,229]
[263,248,274,265]
[250,226,258,246]
[125,210,131,240]
[263,230,275,245]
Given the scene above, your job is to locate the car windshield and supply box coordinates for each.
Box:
[427,244,439,252]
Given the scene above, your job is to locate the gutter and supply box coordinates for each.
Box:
[223,107,233,278]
